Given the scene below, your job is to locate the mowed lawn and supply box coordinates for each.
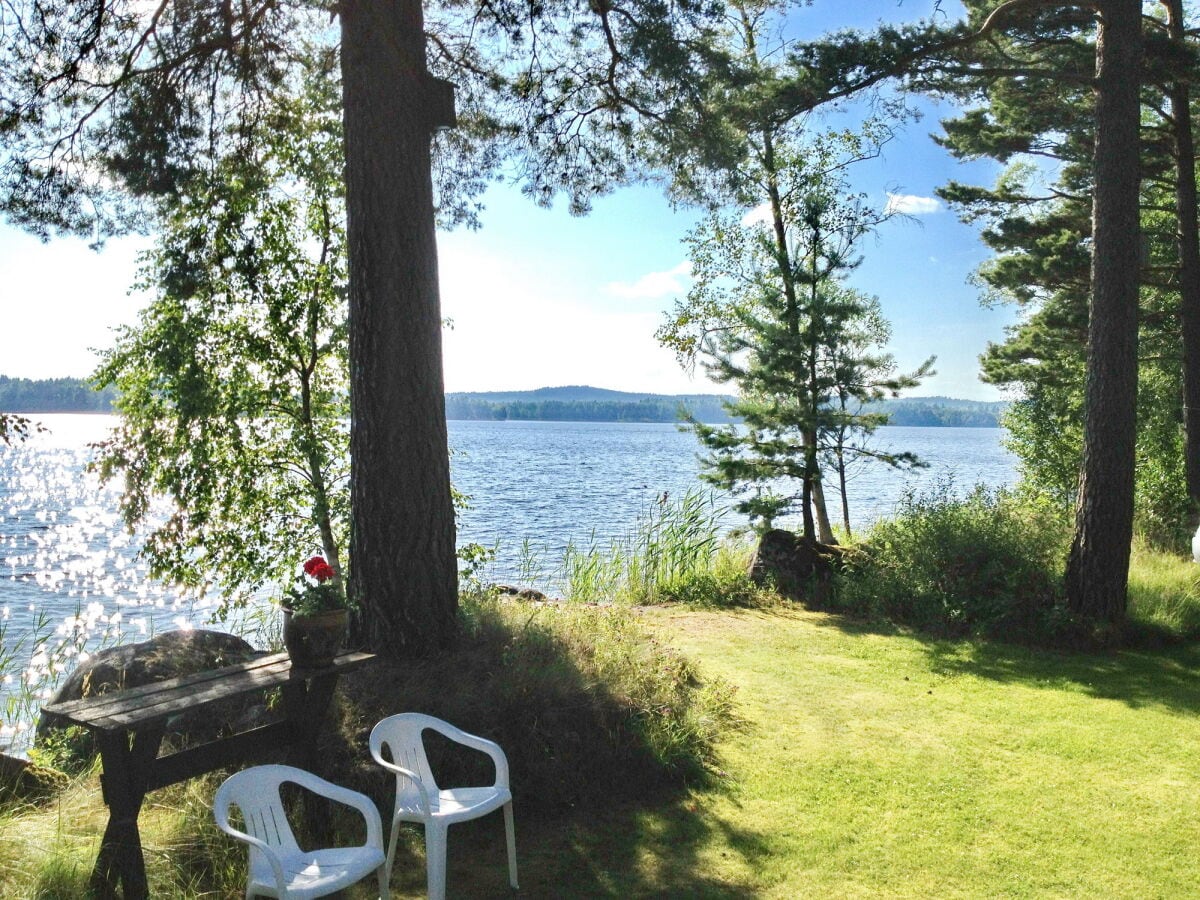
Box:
[400,606,1200,898]
[623,607,1200,899]
[6,605,1200,898]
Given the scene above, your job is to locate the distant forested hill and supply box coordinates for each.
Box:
[445,387,1007,426]
[2,377,1007,426]
[0,376,115,412]
[866,396,1009,427]
[445,386,736,423]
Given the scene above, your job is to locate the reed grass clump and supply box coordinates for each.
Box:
[560,490,770,608]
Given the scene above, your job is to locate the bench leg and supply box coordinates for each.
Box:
[90,725,164,900]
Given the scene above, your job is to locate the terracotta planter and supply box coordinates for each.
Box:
[282,608,348,669]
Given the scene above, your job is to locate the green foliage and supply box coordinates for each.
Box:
[92,65,351,616]
[0,413,36,446]
[833,481,1073,642]
[663,165,929,537]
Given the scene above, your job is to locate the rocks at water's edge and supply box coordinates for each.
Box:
[0,752,70,802]
[495,584,549,601]
[749,528,846,605]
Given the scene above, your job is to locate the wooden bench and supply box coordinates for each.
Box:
[41,649,375,899]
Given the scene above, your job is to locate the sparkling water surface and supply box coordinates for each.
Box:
[1,414,1016,751]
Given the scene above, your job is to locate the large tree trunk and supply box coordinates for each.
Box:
[340,0,458,654]
[1164,0,1200,530]
[1065,0,1142,628]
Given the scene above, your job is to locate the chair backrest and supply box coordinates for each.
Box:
[214,764,303,856]
[370,713,445,810]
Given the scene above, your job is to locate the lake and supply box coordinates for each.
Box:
[0,414,1015,751]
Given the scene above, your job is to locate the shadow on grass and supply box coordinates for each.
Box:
[920,637,1200,715]
[327,599,764,897]
[804,604,1200,716]
[382,793,765,899]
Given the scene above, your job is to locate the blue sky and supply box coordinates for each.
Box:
[0,0,1013,401]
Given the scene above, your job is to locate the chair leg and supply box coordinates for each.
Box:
[425,824,449,900]
[384,816,402,891]
[503,802,519,890]
[377,863,390,900]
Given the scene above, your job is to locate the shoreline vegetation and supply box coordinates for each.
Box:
[0,378,1007,427]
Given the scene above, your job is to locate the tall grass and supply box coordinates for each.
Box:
[557,490,768,607]
[1127,541,1200,637]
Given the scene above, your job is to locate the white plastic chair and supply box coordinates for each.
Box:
[213,763,388,899]
[370,713,517,899]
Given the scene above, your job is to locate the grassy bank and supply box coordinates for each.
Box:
[6,598,1200,897]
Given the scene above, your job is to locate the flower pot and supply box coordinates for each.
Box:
[282,608,348,669]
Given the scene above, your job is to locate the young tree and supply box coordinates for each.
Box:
[657,1,929,542]
[664,173,930,539]
[94,70,351,616]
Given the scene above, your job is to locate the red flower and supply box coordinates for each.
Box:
[303,556,336,582]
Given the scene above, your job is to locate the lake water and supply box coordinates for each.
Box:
[0,414,1015,751]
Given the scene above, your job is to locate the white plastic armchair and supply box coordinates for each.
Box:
[369,713,517,899]
[213,764,388,900]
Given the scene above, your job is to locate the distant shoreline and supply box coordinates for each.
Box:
[2,379,1007,428]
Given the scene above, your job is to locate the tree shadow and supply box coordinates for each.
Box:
[378,792,766,898]
[803,604,1200,717]
[327,600,766,897]
[920,636,1200,716]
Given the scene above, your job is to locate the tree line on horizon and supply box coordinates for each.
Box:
[1,377,1003,428]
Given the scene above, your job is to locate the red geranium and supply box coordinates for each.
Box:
[284,555,346,615]
[303,556,336,582]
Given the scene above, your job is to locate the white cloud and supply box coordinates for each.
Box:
[741,203,773,228]
[605,260,692,299]
[885,193,942,215]
[439,246,718,394]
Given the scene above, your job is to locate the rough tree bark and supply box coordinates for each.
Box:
[340,0,458,654]
[1065,0,1142,627]
[1163,0,1200,528]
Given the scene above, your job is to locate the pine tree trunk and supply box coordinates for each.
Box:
[1065,0,1142,627]
[1165,0,1200,529]
[340,0,458,655]
[810,465,837,544]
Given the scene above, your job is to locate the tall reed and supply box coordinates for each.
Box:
[557,490,764,607]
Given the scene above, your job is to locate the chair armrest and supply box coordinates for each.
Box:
[369,741,433,813]
[427,720,511,789]
[213,804,289,890]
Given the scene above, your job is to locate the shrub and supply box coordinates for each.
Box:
[832,481,1072,642]
[329,595,740,814]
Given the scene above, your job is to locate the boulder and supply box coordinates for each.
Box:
[36,629,267,763]
[749,529,843,604]
[495,584,549,601]
[0,752,69,803]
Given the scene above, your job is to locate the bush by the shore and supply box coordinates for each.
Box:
[831,482,1075,643]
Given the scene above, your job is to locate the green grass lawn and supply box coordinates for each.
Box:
[6,604,1200,898]
[294,605,1200,898]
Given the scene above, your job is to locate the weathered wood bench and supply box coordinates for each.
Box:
[42,649,375,899]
